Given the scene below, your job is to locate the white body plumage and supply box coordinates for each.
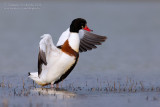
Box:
[29,33,79,86]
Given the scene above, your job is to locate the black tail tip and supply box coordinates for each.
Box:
[28,72,31,76]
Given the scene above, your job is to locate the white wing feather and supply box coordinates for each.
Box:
[56,28,70,46]
[39,34,62,77]
[40,34,58,53]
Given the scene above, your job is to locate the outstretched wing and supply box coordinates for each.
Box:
[38,34,61,77]
[79,30,107,52]
[56,28,107,52]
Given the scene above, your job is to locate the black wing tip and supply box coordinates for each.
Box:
[57,46,62,49]
[79,32,107,53]
[85,32,107,41]
[98,36,107,42]
[44,62,47,65]
[104,36,107,40]
[28,72,31,76]
[101,37,107,42]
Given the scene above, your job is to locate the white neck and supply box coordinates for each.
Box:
[68,33,80,52]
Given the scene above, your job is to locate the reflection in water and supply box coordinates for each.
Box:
[31,88,76,98]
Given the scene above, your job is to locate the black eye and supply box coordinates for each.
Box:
[81,23,85,26]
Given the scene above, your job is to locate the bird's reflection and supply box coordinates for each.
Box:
[31,88,76,98]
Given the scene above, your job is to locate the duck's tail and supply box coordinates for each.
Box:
[28,72,47,86]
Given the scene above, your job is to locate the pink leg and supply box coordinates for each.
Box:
[50,82,54,88]
[61,81,63,88]
[56,84,59,88]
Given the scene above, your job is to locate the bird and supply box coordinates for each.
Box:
[28,18,107,88]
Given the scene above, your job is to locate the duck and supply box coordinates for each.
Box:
[28,18,107,88]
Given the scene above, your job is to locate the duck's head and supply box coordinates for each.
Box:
[70,18,92,33]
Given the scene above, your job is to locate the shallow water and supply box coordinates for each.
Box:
[0,1,160,107]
